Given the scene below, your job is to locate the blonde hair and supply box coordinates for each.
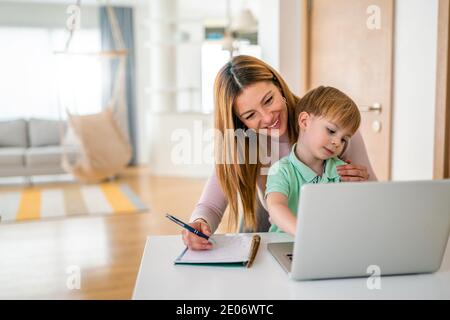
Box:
[214,55,299,231]
[295,86,361,135]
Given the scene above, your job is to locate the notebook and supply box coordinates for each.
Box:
[174,234,259,266]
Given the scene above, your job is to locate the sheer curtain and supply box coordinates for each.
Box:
[100,6,137,164]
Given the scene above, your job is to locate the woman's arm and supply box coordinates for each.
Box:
[189,170,228,233]
[339,130,378,181]
[266,192,297,236]
[183,170,228,250]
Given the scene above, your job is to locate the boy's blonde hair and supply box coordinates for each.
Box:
[295,86,361,135]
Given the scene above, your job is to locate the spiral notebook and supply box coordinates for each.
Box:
[174,234,260,266]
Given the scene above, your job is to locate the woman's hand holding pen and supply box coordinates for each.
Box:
[182,219,213,250]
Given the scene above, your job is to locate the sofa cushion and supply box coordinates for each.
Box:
[0,119,28,147]
[0,147,26,166]
[25,146,78,167]
[28,118,63,147]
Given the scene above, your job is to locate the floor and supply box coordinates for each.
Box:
[0,167,231,299]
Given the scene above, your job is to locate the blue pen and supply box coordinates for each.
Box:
[165,213,215,244]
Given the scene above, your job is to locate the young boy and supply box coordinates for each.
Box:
[265,86,361,235]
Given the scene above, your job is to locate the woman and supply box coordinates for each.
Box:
[183,55,376,250]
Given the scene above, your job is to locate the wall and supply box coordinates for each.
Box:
[258,0,303,96]
[134,2,150,165]
[134,1,215,176]
[258,0,280,70]
[391,0,439,180]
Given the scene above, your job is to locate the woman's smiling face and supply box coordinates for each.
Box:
[234,81,288,137]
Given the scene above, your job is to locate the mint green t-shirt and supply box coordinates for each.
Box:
[265,144,346,233]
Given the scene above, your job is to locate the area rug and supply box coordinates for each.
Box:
[0,182,148,223]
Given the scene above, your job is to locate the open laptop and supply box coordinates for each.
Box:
[268,180,450,280]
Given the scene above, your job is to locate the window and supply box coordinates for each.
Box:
[0,27,102,120]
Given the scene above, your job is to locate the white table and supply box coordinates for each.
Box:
[132,232,450,299]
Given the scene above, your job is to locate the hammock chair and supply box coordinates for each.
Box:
[57,5,132,183]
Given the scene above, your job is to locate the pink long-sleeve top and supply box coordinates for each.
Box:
[190,130,377,232]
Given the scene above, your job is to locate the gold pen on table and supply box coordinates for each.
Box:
[246,234,261,268]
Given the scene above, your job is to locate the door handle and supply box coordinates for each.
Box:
[359,102,382,113]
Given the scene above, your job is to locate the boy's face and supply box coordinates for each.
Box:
[298,112,352,160]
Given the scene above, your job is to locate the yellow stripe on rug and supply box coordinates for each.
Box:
[0,183,147,223]
[16,189,41,221]
[100,183,135,214]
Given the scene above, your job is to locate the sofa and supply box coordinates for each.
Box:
[0,118,78,178]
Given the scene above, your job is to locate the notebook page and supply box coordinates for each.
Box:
[177,234,253,263]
